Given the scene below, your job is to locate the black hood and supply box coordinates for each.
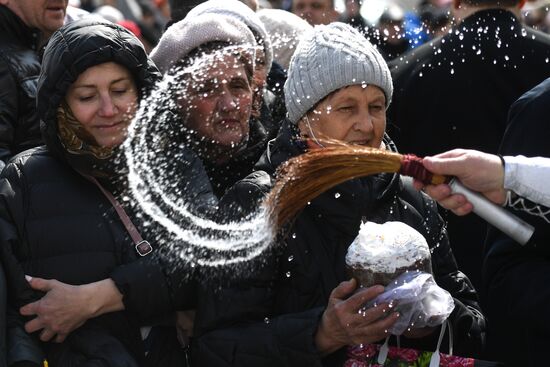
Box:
[37,18,161,173]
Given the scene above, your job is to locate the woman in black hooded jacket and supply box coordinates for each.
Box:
[0,19,215,367]
[191,22,486,366]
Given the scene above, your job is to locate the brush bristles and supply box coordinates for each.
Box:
[264,146,403,229]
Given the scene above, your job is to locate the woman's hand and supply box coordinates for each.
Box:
[20,277,124,343]
[315,279,400,356]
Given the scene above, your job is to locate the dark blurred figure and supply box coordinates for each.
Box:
[79,0,96,11]
[420,3,452,38]
[372,4,409,60]
[266,0,285,8]
[388,0,550,293]
[340,0,367,35]
[167,0,205,24]
[522,3,550,33]
[484,77,550,365]
[0,0,68,170]
[341,1,409,61]
[136,0,166,46]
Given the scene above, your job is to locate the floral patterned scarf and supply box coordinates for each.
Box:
[56,101,113,160]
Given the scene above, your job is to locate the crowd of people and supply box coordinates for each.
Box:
[1,0,550,366]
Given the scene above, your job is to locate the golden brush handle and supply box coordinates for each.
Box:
[430,174,449,185]
[399,154,449,185]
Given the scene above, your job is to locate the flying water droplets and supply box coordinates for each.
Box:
[521,28,527,37]
[124,45,275,271]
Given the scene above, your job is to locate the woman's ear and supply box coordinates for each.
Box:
[297,118,308,138]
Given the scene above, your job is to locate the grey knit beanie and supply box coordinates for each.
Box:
[284,22,393,124]
[186,0,273,73]
[150,13,255,74]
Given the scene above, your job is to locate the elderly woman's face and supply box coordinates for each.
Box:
[179,53,253,153]
[299,85,386,148]
[65,62,137,148]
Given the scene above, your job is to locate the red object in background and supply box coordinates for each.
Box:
[117,20,142,38]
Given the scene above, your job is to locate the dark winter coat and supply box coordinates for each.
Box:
[483,77,550,366]
[0,19,215,367]
[0,264,5,367]
[191,121,486,367]
[0,5,43,170]
[387,8,550,291]
[203,117,270,198]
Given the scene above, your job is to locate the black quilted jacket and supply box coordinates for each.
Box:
[0,5,43,170]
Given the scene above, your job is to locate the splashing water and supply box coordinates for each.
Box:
[124,46,275,269]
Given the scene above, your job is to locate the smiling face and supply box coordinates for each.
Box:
[65,62,138,148]
[2,0,67,36]
[298,85,387,148]
[179,53,253,161]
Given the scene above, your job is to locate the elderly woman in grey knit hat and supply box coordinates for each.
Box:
[192,22,485,366]
[285,22,393,151]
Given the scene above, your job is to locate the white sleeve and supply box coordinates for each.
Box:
[504,155,550,207]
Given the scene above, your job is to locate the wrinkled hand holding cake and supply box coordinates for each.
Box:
[346,221,432,288]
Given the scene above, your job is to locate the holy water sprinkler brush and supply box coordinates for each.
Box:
[266,145,535,245]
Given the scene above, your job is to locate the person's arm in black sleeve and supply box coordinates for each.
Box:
[109,250,197,322]
[0,60,18,167]
[0,164,44,366]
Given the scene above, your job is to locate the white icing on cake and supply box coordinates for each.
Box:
[345,221,431,273]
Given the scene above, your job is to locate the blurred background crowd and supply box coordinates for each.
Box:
[65,0,550,58]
